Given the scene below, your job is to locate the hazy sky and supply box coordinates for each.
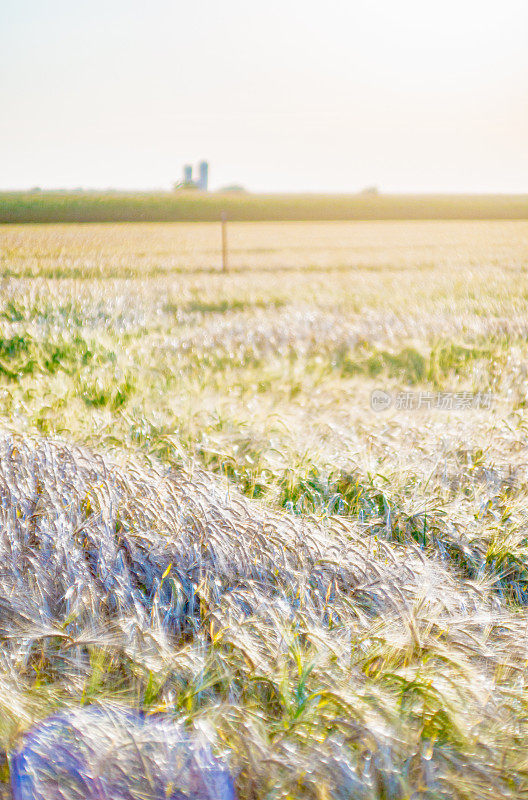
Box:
[1,0,527,192]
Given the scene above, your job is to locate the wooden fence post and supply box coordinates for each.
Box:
[221,211,228,272]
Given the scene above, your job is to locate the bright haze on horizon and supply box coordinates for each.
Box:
[0,0,527,194]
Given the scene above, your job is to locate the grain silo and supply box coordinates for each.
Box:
[198,161,209,191]
[183,164,193,186]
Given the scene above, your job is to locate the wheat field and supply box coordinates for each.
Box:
[1,219,528,798]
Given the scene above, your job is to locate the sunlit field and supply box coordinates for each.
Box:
[2,219,528,798]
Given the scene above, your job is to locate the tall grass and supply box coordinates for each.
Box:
[1,433,528,799]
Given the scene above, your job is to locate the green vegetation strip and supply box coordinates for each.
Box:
[1,191,528,222]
